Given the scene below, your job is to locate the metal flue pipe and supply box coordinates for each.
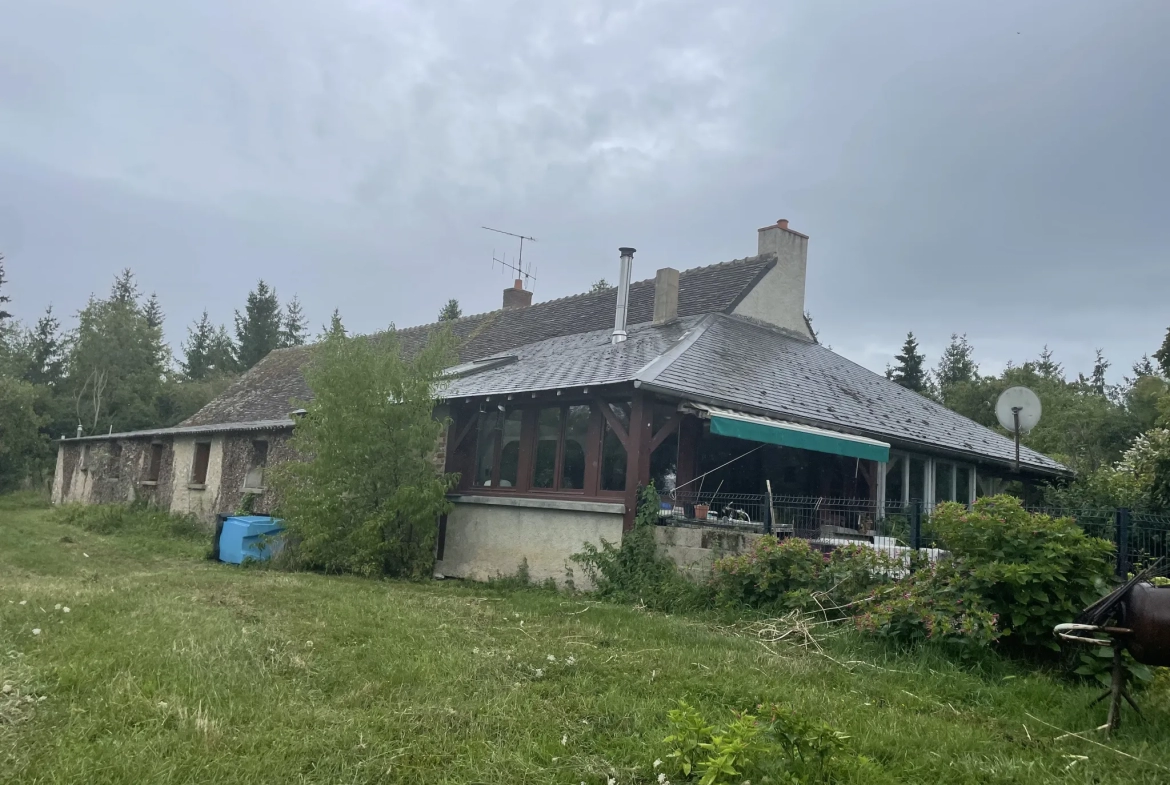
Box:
[612,246,636,344]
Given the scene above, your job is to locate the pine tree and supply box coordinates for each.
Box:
[0,253,11,321]
[887,332,929,393]
[110,268,139,306]
[234,280,283,370]
[280,295,309,347]
[437,299,462,322]
[319,309,346,339]
[1035,345,1064,380]
[24,305,66,388]
[181,311,216,381]
[935,333,978,391]
[1155,327,1170,378]
[143,293,164,329]
[1088,348,1110,396]
[207,326,239,375]
[589,279,611,293]
[1132,354,1157,378]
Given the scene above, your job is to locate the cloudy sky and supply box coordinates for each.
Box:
[2,0,1168,382]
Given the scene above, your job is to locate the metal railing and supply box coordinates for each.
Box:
[657,491,1170,575]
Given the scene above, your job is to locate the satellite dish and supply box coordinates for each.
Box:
[995,386,1041,472]
[996,386,1042,434]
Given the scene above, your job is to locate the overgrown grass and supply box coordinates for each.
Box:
[3,496,1170,783]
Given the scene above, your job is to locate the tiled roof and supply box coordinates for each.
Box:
[180,255,775,427]
[440,314,1068,475]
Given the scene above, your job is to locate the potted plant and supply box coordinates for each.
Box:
[692,503,710,521]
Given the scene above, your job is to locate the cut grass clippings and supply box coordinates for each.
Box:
[2,497,1170,784]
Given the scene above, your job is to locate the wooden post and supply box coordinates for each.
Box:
[622,391,652,532]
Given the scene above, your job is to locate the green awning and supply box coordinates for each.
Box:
[702,405,890,463]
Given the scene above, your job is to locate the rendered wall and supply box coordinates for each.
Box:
[436,496,625,587]
[654,524,766,581]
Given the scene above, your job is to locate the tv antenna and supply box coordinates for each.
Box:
[482,226,537,290]
[995,386,1042,472]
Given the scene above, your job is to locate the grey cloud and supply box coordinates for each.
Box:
[1,0,1167,382]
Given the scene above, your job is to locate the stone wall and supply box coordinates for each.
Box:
[654,524,766,580]
[53,438,175,509]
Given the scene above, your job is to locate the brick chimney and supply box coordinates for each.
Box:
[502,279,533,310]
[652,267,679,325]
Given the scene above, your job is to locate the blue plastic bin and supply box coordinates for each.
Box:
[218,515,285,564]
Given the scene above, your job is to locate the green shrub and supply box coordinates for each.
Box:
[53,502,205,541]
[270,325,457,579]
[711,537,899,614]
[855,560,1000,647]
[661,700,850,784]
[932,495,1115,650]
[571,484,703,611]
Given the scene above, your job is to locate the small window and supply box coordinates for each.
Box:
[191,442,211,486]
[561,405,590,490]
[243,440,268,491]
[108,443,123,478]
[79,445,91,472]
[146,443,164,483]
[497,410,523,487]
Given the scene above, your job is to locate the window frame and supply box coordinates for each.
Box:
[144,442,165,485]
[190,441,211,488]
[457,398,620,500]
[242,439,269,492]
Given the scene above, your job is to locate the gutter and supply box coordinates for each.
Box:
[59,418,297,444]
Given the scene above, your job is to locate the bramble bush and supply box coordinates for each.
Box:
[854,560,999,647]
[711,537,899,614]
[931,495,1114,650]
[570,483,705,611]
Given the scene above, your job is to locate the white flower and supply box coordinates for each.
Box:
[62,607,70,613]
[608,778,616,785]
[31,628,41,635]
[566,656,576,665]
[473,647,480,655]
[561,734,567,745]
[54,604,62,610]
[534,668,544,678]
[19,600,26,606]
[513,612,520,618]
[305,641,313,647]
[547,654,556,662]
[658,774,668,784]
[653,759,663,769]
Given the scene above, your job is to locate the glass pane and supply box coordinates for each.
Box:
[935,462,955,503]
[473,410,500,486]
[956,467,971,505]
[498,409,524,487]
[561,405,590,489]
[532,408,561,488]
[651,430,678,495]
[884,455,904,508]
[601,403,630,491]
[908,457,925,503]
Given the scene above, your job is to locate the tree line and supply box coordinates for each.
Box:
[0,256,331,491]
[885,330,1170,510]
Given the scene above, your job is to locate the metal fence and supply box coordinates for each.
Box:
[658,490,1170,575]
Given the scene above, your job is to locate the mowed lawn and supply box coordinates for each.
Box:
[3,497,1170,784]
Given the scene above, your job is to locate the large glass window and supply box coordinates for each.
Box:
[532,408,562,488]
[600,402,630,491]
[473,410,501,486]
[562,406,590,489]
[498,410,523,487]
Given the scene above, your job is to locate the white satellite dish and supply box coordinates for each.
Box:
[995,386,1042,472]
